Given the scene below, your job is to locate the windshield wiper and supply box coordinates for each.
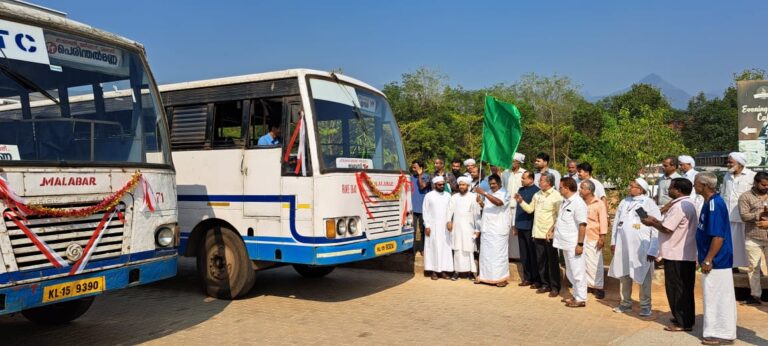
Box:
[330,72,361,119]
[0,47,60,105]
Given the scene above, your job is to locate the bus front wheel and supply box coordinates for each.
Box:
[21,296,95,325]
[292,264,336,278]
[197,227,256,299]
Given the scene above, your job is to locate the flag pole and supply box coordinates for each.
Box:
[478,93,489,188]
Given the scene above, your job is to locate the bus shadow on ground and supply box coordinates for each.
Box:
[245,265,414,302]
[0,258,229,345]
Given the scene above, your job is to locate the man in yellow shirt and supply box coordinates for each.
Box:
[516,172,563,297]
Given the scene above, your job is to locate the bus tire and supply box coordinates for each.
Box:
[292,264,336,278]
[197,226,256,300]
[21,296,95,325]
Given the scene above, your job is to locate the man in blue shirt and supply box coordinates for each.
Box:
[257,124,281,146]
[410,159,431,254]
[513,171,541,288]
[694,171,736,345]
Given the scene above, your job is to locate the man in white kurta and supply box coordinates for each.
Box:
[552,177,589,307]
[679,155,704,215]
[721,152,755,268]
[447,176,481,280]
[505,153,527,259]
[609,178,661,317]
[423,176,454,280]
[475,175,511,286]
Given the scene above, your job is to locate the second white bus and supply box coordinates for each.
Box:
[160,69,414,299]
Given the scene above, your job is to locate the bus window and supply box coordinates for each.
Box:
[169,104,208,150]
[309,78,406,172]
[316,119,343,168]
[282,99,311,176]
[249,98,282,148]
[212,100,244,148]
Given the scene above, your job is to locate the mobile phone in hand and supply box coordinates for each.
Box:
[635,207,648,219]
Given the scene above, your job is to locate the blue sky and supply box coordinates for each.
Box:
[33,0,768,97]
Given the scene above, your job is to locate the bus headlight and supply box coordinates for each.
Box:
[348,218,358,234]
[336,218,347,236]
[155,227,174,247]
[406,212,414,227]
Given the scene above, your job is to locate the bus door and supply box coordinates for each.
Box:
[280,97,314,241]
[242,98,282,234]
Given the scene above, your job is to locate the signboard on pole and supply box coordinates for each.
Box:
[737,80,768,166]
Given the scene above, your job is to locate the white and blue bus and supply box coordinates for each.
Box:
[161,69,414,299]
[0,1,178,323]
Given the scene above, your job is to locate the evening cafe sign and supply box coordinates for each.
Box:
[737,80,768,166]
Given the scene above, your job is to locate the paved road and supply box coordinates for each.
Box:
[2,258,767,345]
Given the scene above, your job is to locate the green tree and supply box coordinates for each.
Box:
[511,73,582,167]
[733,68,766,82]
[599,83,671,118]
[584,106,687,199]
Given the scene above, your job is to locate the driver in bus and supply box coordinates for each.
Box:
[257,124,282,146]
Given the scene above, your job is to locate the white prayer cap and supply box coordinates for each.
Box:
[678,155,695,167]
[432,176,445,184]
[457,176,472,185]
[633,178,650,195]
[729,152,747,167]
[463,158,476,166]
[513,153,525,163]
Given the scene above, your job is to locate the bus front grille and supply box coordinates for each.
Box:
[364,198,401,235]
[2,203,127,272]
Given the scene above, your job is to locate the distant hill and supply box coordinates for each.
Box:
[586,73,694,109]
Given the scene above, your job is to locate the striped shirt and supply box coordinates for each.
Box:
[738,189,768,242]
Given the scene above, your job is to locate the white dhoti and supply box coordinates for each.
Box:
[584,240,604,289]
[478,232,509,283]
[423,191,454,273]
[730,222,749,268]
[564,248,588,302]
[702,268,737,341]
[508,229,520,259]
[508,204,520,259]
[447,192,480,274]
[453,250,477,273]
[424,230,454,273]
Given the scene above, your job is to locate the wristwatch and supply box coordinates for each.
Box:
[577,242,584,247]
[702,260,711,266]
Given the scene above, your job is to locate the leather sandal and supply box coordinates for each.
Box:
[565,301,585,308]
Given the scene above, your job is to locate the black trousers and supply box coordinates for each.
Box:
[534,238,560,292]
[518,229,540,284]
[664,259,696,328]
[413,213,424,253]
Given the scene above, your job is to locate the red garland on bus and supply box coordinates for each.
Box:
[0,171,154,218]
[354,171,409,221]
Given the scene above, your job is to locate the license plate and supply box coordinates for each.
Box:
[374,241,397,256]
[43,276,105,303]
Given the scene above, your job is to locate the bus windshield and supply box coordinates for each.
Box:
[310,77,406,172]
[0,28,170,166]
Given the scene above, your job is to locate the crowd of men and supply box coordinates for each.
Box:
[410,152,767,345]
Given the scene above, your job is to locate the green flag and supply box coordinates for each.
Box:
[481,95,522,169]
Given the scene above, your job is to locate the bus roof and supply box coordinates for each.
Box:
[158,69,386,97]
[0,0,145,52]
